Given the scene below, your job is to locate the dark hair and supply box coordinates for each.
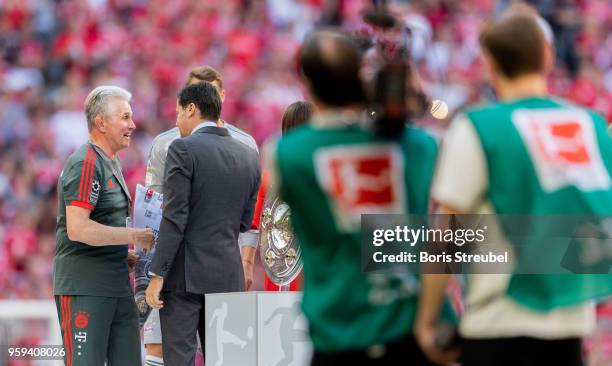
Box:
[177,82,222,121]
[282,101,314,135]
[299,29,365,107]
[186,65,223,87]
[479,10,545,79]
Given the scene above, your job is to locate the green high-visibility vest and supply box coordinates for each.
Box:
[275,123,455,352]
[466,96,612,311]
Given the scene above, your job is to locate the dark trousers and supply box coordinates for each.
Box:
[54,295,141,366]
[462,337,583,366]
[159,291,206,366]
[311,335,436,366]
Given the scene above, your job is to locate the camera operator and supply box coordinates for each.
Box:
[265,28,457,365]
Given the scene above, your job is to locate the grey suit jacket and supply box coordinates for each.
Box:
[149,126,261,294]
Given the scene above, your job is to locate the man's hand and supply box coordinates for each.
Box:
[414,320,460,365]
[242,259,254,291]
[241,246,256,291]
[127,250,139,272]
[132,228,154,252]
[146,276,164,309]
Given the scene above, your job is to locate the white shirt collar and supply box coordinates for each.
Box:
[191,121,220,135]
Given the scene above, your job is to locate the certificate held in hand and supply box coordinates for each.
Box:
[131,184,163,328]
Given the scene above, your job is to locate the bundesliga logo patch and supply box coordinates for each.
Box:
[314,144,406,231]
[90,180,101,202]
[512,109,611,192]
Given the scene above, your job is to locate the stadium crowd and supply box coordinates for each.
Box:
[0,0,611,336]
[0,0,611,364]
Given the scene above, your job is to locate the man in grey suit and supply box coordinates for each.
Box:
[145,82,261,365]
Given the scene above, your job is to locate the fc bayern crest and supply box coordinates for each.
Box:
[74,311,90,329]
[145,188,154,202]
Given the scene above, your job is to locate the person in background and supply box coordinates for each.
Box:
[260,100,315,291]
[146,82,260,365]
[415,7,612,366]
[266,29,455,365]
[141,65,259,366]
[282,101,315,134]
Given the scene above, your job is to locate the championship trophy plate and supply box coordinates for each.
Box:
[259,191,303,286]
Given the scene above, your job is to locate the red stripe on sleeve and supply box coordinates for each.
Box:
[85,152,97,203]
[77,148,93,202]
[69,201,93,210]
[70,150,95,208]
[82,148,94,204]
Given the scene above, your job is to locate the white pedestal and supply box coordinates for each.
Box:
[205,291,312,366]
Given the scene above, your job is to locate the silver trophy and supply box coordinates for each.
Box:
[259,190,302,286]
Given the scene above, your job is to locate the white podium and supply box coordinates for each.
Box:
[204,291,312,366]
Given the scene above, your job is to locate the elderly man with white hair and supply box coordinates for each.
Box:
[53,85,153,366]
